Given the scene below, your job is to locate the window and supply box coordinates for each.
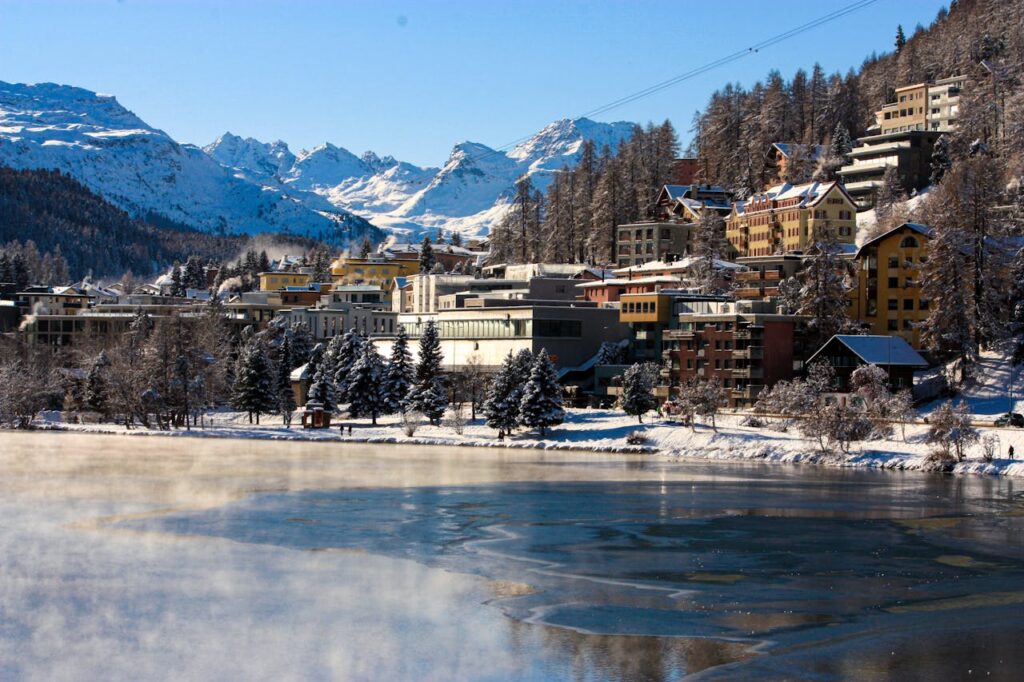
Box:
[888,298,898,311]
[888,256,899,269]
[888,319,899,331]
[899,236,919,248]
[888,277,899,288]
[903,319,914,330]
[903,299,913,311]
[920,299,930,310]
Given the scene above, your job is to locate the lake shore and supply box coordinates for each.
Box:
[30,407,1024,480]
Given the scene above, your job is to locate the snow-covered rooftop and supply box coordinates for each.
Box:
[810,335,928,368]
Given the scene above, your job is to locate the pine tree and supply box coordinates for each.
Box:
[797,237,852,350]
[346,340,385,424]
[930,135,952,186]
[84,350,111,419]
[358,236,372,259]
[419,236,436,272]
[231,339,277,424]
[450,231,463,247]
[895,25,906,53]
[382,325,415,414]
[518,350,564,437]
[620,362,658,423]
[307,356,337,412]
[407,320,447,423]
[483,352,521,437]
[277,338,296,427]
[170,262,185,297]
[332,328,365,404]
[288,321,314,369]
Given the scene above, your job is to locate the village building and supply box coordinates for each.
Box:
[850,222,932,348]
[726,180,857,258]
[806,334,928,394]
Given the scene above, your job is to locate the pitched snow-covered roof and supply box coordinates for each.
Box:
[809,335,928,368]
[290,363,310,382]
[736,180,847,215]
[855,223,933,258]
[772,142,824,160]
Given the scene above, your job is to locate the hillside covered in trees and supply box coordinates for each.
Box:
[0,166,307,283]
[689,0,1024,193]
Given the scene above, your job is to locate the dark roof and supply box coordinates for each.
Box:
[808,334,928,368]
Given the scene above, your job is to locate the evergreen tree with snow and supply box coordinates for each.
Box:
[170,262,185,297]
[84,350,111,419]
[358,236,372,259]
[346,340,385,424]
[406,320,447,423]
[277,338,296,427]
[796,236,852,350]
[231,338,277,424]
[419,236,436,273]
[332,328,365,404]
[518,350,564,437]
[920,223,975,384]
[382,325,414,414]
[483,352,521,437]
[306,356,337,412]
[620,362,659,423]
[288,321,314,369]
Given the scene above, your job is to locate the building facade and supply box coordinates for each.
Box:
[837,131,940,208]
[726,181,857,258]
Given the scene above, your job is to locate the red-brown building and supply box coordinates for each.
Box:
[663,300,807,408]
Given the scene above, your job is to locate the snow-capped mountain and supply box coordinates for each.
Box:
[0,81,380,244]
[207,117,634,238]
[0,79,634,244]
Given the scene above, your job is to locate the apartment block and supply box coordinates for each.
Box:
[726,181,857,257]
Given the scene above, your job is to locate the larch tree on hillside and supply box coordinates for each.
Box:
[691,210,729,294]
[797,237,853,351]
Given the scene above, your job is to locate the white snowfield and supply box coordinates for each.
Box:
[37,404,1024,480]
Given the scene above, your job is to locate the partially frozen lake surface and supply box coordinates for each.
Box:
[3,432,1024,680]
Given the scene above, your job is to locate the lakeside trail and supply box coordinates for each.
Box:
[33,407,1024,480]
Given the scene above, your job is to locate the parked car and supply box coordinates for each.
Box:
[994,412,1024,428]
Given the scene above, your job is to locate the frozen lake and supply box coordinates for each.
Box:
[3,432,1024,680]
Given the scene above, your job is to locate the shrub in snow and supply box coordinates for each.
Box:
[740,414,766,428]
[625,431,649,446]
[926,400,978,462]
[444,406,467,435]
[980,434,1000,463]
[401,410,424,437]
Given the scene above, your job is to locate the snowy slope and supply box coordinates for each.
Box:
[0,81,380,244]
[206,117,635,239]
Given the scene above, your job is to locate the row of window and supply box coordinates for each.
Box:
[402,318,582,339]
[623,300,659,314]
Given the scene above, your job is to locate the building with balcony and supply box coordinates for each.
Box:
[258,271,312,291]
[662,300,808,408]
[875,76,964,135]
[732,255,805,299]
[837,131,940,208]
[851,222,932,348]
[615,185,736,267]
[331,256,419,286]
[726,180,857,257]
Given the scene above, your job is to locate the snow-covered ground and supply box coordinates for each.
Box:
[36,397,1024,480]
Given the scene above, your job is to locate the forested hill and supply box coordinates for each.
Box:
[0,166,247,281]
[689,0,1024,193]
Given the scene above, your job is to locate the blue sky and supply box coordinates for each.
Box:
[1,0,948,167]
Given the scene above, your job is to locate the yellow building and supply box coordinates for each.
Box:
[258,271,312,291]
[330,257,419,286]
[875,77,965,135]
[851,223,931,348]
[726,180,857,258]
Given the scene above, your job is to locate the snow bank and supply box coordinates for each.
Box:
[32,406,1024,481]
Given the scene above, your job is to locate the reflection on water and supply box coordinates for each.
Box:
[131,479,1024,679]
[3,432,1024,680]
